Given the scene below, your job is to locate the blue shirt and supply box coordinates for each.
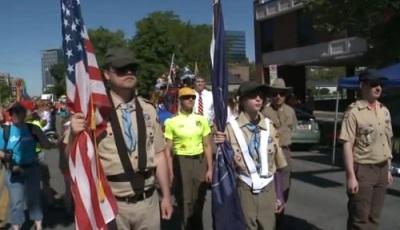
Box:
[0,124,37,165]
[158,105,174,126]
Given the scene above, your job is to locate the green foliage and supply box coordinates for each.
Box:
[128,11,213,95]
[88,27,128,69]
[303,0,400,67]
[307,67,346,82]
[319,88,330,95]
[0,81,12,102]
[49,63,66,97]
[129,11,183,95]
[248,61,256,81]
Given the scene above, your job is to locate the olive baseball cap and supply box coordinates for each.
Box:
[359,69,388,82]
[178,87,196,98]
[237,81,268,97]
[104,48,140,68]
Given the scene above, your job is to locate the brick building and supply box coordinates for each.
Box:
[253,0,368,100]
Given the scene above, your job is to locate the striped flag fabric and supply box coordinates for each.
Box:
[210,0,246,229]
[61,0,118,229]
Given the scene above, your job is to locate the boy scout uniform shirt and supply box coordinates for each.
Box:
[63,95,166,197]
[339,100,393,164]
[262,104,297,146]
[225,113,287,177]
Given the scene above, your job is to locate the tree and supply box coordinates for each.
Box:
[303,0,400,67]
[49,63,66,97]
[88,27,128,69]
[0,81,12,103]
[129,11,183,95]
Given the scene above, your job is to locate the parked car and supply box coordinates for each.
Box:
[291,108,320,145]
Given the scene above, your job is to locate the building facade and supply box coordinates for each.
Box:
[253,0,367,100]
[0,72,20,97]
[41,48,64,92]
[226,30,247,63]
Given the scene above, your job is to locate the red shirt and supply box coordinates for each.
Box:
[4,111,12,123]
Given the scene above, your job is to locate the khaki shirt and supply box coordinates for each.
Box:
[226,113,287,178]
[262,104,297,146]
[339,100,393,164]
[64,94,166,196]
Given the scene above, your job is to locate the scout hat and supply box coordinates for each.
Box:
[359,69,388,82]
[237,81,268,98]
[104,47,140,68]
[267,78,293,95]
[178,87,196,98]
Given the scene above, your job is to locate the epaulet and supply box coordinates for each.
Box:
[345,102,356,112]
[139,97,157,109]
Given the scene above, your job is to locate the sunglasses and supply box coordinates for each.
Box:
[244,93,263,99]
[180,95,196,100]
[271,92,286,97]
[111,64,138,76]
[368,81,384,88]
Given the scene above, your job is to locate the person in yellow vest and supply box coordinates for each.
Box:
[164,87,213,230]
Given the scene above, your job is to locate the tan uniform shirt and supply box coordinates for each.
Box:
[339,100,393,164]
[226,113,287,178]
[262,104,297,146]
[64,95,166,197]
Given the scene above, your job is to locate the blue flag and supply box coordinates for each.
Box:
[210,1,246,229]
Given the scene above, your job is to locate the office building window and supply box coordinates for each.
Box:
[297,11,315,46]
[261,19,274,53]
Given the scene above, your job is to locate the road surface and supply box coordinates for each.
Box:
[20,146,398,230]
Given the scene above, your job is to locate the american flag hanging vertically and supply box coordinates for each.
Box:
[61,0,118,229]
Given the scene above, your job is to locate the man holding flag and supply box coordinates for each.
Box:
[61,0,172,229]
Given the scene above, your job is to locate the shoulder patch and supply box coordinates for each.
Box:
[343,112,349,120]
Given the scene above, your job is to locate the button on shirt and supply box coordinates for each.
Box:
[339,100,393,164]
[194,89,214,125]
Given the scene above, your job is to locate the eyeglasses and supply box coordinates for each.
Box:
[180,95,196,100]
[110,64,138,76]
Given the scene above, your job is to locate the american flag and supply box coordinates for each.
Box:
[61,0,118,229]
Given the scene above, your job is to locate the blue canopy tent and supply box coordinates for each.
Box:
[331,63,400,167]
[337,63,400,89]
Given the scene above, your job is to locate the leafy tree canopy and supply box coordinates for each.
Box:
[303,0,400,67]
[88,27,128,69]
[0,81,12,103]
[48,63,67,97]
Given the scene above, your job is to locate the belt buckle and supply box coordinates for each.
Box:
[126,195,137,203]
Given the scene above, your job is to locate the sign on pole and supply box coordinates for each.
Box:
[269,64,278,84]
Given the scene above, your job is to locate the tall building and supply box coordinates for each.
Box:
[41,48,64,92]
[0,72,20,97]
[253,0,368,100]
[226,30,247,63]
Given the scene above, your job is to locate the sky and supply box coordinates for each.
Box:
[0,0,255,96]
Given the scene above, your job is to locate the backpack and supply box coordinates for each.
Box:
[2,123,36,150]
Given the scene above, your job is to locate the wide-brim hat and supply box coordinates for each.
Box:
[237,81,268,98]
[105,47,140,68]
[267,78,293,94]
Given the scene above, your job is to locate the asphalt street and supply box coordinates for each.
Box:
[18,115,399,229]
[30,146,400,230]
